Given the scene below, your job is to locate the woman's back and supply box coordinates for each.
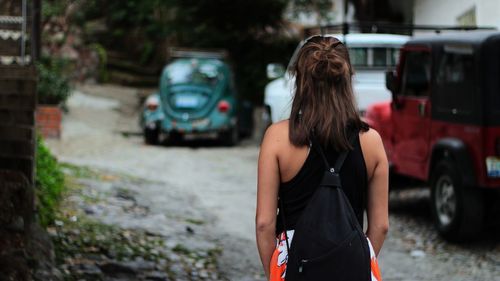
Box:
[274,120,368,235]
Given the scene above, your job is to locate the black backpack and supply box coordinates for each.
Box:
[280,136,371,281]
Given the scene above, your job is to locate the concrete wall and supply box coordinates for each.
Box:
[414,0,500,29]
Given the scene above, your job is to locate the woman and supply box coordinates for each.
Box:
[256,36,389,280]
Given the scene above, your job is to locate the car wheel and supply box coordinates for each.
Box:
[221,127,238,146]
[167,131,183,145]
[430,160,484,242]
[144,128,159,145]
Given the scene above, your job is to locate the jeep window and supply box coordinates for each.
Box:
[401,51,431,97]
[494,50,500,116]
[435,46,475,115]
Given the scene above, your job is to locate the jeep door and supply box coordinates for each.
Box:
[392,47,432,180]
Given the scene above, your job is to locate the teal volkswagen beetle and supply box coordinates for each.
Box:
[141,50,241,145]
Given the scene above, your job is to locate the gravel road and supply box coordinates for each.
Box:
[46,84,500,281]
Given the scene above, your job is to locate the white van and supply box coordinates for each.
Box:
[264,33,410,123]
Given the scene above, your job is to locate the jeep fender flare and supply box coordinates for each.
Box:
[429,138,476,187]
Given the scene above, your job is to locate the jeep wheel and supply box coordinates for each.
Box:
[430,160,484,242]
[144,128,159,145]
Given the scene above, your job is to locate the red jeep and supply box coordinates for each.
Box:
[365,31,500,241]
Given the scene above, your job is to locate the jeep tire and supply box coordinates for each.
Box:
[430,160,484,242]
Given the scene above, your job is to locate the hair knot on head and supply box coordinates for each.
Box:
[306,45,349,82]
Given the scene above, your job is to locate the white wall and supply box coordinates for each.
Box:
[414,0,500,29]
[477,0,500,28]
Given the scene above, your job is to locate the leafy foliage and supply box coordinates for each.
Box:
[41,0,68,20]
[36,58,71,105]
[49,0,337,102]
[74,0,170,65]
[36,136,65,227]
[89,43,109,83]
[289,0,338,25]
[162,0,298,103]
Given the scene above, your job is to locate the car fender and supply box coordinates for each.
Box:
[263,74,294,123]
[141,93,165,127]
[363,102,391,130]
[430,138,477,187]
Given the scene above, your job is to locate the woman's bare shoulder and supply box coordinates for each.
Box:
[359,127,387,175]
[260,120,291,155]
[359,128,386,160]
[263,120,289,142]
[359,127,382,145]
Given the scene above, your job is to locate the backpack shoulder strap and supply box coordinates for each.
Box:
[311,132,357,173]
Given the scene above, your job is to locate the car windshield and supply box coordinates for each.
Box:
[166,60,222,87]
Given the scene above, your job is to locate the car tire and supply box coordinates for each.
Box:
[144,128,159,145]
[165,131,182,145]
[430,160,484,242]
[221,127,238,147]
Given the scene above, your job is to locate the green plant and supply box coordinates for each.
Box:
[36,60,71,105]
[41,0,67,19]
[140,41,155,65]
[89,43,109,82]
[69,0,330,103]
[35,136,65,227]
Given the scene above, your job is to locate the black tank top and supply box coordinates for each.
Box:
[276,132,368,235]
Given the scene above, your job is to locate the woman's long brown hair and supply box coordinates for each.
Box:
[289,36,365,151]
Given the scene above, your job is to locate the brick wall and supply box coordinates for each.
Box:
[36,106,62,138]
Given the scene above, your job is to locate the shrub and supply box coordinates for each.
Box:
[35,136,65,227]
[36,60,71,105]
[89,43,109,83]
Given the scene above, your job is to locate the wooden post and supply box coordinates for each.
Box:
[0,65,37,184]
[31,0,41,61]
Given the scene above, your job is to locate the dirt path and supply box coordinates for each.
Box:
[47,84,500,281]
[47,84,264,281]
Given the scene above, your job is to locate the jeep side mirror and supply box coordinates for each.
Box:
[386,70,404,109]
[385,70,398,92]
[266,63,285,79]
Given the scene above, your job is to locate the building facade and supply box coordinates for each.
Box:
[414,0,500,29]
